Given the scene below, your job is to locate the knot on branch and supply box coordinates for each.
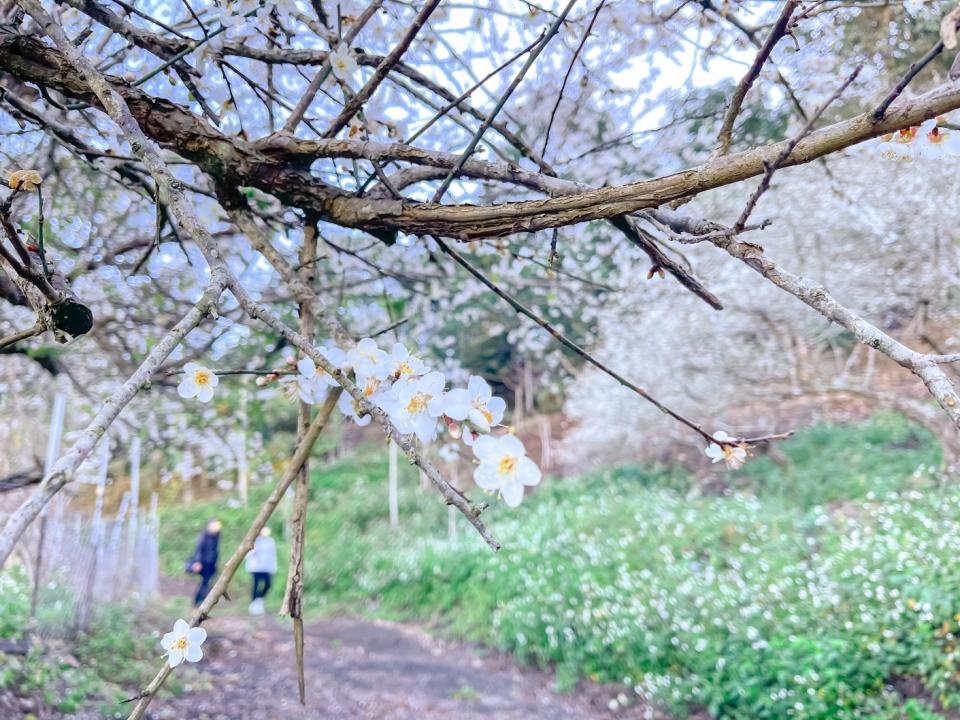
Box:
[48,298,93,340]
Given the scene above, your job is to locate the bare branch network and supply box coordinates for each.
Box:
[1,0,959,715]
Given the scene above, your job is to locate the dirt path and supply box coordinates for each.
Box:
[145,613,655,720]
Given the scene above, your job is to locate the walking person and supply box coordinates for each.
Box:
[187,518,221,607]
[244,527,277,615]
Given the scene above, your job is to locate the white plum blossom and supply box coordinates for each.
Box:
[387,342,427,380]
[877,128,918,162]
[357,374,388,405]
[290,346,345,404]
[705,431,748,470]
[330,44,358,82]
[442,375,506,434]
[338,391,372,426]
[347,338,390,381]
[218,0,259,27]
[472,433,541,507]
[177,363,218,403]
[877,119,960,162]
[916,119,960,159]
[161,618,207,668]
[382,371,446,442]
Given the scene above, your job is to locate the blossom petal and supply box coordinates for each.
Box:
[185,644,204,663]
[178,381,198,399]
[197,386,215,403]
[467,407,491,433]
[187,626,207,645]
[497,433,526,457]
[467,375,490,399]
[421,371,446,395]
[501,480,524,507]
[516,456,541,486]
[297,357,316,379]
[474,463,499,490]
[472,435,500,463]
[486,396,506,425]
[441,389,470,420]
[298,384,316,404]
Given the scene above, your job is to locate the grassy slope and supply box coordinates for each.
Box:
[157,414,960,719]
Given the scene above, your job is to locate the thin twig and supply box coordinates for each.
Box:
[872,40,945,121]
[715,0,798,157]
[324,0,442,138]
[541,0,604,158]
[733,65,861,233]
[0,322,41,350]
[432,235,718,444]
[366,315,410,339]
[431,0,579,204]
[279,0,384,135]
[355,31,543,196]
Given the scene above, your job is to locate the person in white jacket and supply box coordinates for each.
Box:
[244,527,277,615]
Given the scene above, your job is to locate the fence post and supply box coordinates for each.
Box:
[78,439,110,628]
[237,388,249,506]
[31,393,66,618]
[125,438,142,594]
[181,447,194,503]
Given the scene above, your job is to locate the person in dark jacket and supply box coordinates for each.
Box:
[188,518,221,606]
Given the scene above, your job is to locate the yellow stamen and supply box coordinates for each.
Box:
[498,455,517,477]
[172,637,188,651]
[194,370,210,386]
[474,404,493,425]
[406,392,430,414]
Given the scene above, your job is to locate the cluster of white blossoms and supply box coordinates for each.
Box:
[877,118,960,161]
[178,337,542,507]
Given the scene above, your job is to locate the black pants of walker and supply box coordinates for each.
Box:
[194,570,215,606]
[251,572,272,600]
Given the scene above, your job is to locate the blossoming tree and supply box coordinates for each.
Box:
[1,0,960,715]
